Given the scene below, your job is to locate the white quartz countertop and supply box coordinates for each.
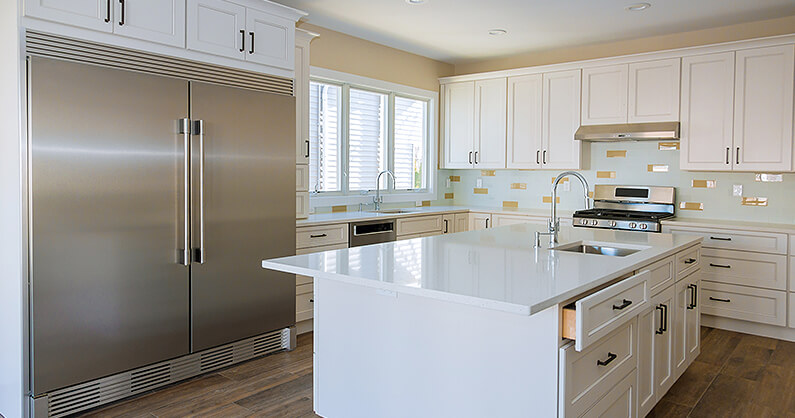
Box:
[264,224,702,316]
[662,217,795,234]
[297,205,573,227]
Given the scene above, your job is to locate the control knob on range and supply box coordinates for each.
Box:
[640,224,648,230]
[580,219,588,225]
[629,222,637,228]
[607,220,617,227]
[591,219,598,226]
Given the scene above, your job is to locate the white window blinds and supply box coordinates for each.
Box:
[308,82,341,192]
[348,88,387,191]
[394,97,427,190]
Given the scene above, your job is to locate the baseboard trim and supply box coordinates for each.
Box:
[702,314,795,342]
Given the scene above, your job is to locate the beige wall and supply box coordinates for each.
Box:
[454,14,795,75]
[297,22,454,92]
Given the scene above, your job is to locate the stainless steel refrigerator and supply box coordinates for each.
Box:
[29,56,296,396]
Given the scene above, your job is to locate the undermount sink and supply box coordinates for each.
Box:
[553,241,644,257]
[368,208,420,214]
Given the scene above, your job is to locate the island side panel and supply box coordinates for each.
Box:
[314,277,560,418]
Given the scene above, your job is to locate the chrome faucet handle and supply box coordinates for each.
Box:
[535,230,555,248]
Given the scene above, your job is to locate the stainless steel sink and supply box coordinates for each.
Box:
[554,242,641,257]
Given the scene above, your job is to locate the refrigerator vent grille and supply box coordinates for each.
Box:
[42,328,291,418]
[25,30,294,96]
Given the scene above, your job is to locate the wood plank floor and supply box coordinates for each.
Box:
[79,327,794,417]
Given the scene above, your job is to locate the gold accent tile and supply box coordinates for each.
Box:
[597,171,616,179]
[755,173,783,182]
[449,175,460,182]
[588,191,594,198]
[511,183,527,190]
[606,150,627,158]
[502,201,519,208]
[552,176,569,183]
[647,164,669,173]
[741,197,768,206]
[473,188,488,194]
[679,202,703,211]
[542,196,561,204]
[658,142,680,151]
[332,205,347,213]
[421,200,431,207]
[691,179,716,188]
[480,170,496,176]
[444,193,454,199]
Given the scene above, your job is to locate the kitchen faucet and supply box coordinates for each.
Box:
[373,170,395,211]
[535,171,591,248]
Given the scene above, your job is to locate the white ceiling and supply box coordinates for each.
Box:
[275,0,795,64]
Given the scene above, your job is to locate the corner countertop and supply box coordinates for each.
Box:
[297,205,573,227]
[264,224,702,316]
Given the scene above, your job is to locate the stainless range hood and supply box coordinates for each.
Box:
[574,122,680,142]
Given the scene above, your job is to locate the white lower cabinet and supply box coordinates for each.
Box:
[442,214,455,234]
[396,215,442,237]
[491,214,548,227]
[296,192,309,219]
[468,212,491,231]
[583,369,637,418]
[638,285,676,417]
[454,213,469,233]
[790,293,794,329]
[701,281,787,327]
[674,272,700,378]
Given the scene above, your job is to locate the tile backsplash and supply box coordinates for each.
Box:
[447,141,795,224]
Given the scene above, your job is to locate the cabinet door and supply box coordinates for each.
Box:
[468,213,491,231]
[507,74,543,169]
[637,304,656,418]
[113,0,185,47]
[442,82,475,168]
[295,31,314,165]
[187,0,246,60]
[674,272,700,377]
[654,285,676,400]
[454,213,469,232]
[680,52,735,171]
[685,277,701,363]
[442,214,455,234]
[25,0,113,32]
[733,45,795,172]
[473,79,507,169]
[628,58,681,123]
[244,8,295,70]
[542,70,582,169]
[581,64,628,125]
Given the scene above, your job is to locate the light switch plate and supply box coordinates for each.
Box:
[445,178,451,188]
[476,178,483,188]
[732,184,743,197]
[563,181,571,192]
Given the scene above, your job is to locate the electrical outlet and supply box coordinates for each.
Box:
[476,178,483,188]
[415,201,422,207]
[563,181,571,192]
[732,184,743,197]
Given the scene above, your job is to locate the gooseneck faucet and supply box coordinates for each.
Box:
[535,171,591,248]
[373,170,395,211]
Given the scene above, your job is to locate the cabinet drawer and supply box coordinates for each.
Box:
[296,165,309,192]
[664,226,787,254]
[582,369,637,418]
[791,257,794,292]
[296,283,312,295]
[560,319,637,418]
[564,270,649,351]
[396,215,443,236]
[702,248,787,291]
[701,281,787,326]
[296,224,348,249]
[295,243,348,255]
[789,293,794,329]
[397,231,443,241]
[296,192,309,219]
[296,275,313,286]
[676,246,700,280]
[646,255,675,296]
[296,291,314,322]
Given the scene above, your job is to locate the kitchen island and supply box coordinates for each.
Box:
[262,223,703,418]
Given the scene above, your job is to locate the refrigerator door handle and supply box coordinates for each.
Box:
[193,119,206,264]
[178,118,191,266]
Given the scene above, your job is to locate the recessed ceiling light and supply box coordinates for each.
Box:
[405,0,425,4]
[488,29,507,36]
[626,3,651,11]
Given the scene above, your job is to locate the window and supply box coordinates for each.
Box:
[307,69,436,206]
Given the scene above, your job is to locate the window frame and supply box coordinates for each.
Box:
[308,67,438,208]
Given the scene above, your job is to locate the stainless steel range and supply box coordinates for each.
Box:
[573,185,676,232]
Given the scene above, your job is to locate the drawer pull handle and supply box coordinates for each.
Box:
[709,236,732,241]
[597,352,617,367]
[612,299,632,310]
[684,258,697,264]
[310,233,327,238]
[309,298,314,303]
[687,284,698,309]
[655,303,668,334]
[709,296,730,303]
[709,263,731,269]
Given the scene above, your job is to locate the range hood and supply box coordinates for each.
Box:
[574,122,680,142]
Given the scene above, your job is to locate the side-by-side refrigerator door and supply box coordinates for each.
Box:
[30,57,191,395]
[189,82,296,351]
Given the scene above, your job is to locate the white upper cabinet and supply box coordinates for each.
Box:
[733,45,794,172]
[473,79,507,169]
[26,0,113,33]
[114,0,186,47]
[680,52,735,171]
[628,58,681,123]
[442,81,476,169]
[681,45,794,172]
[507,74,543,169]
[581,65,628,125]
[542,69,582,169]
[245,8,295,70]
[294,29,316,165]
[187,0,247,60]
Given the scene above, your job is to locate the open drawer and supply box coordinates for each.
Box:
[562,270,650,351]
